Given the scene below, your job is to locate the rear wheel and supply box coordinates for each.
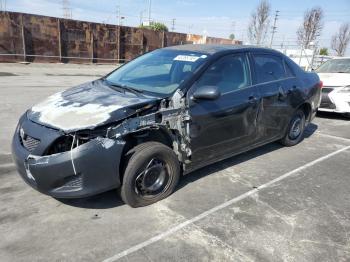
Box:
[280,109,306,146]
[120,142,180,207]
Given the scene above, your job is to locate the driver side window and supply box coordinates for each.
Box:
[195,54,250,94]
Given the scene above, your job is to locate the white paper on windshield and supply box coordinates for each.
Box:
[174,55,200,62]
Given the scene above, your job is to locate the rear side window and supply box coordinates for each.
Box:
[196,54,250,94]
[253,54,286,83]
[285,61,295,77]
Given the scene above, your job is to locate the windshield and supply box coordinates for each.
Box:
[105,49,209,96]
[316,59,350,73]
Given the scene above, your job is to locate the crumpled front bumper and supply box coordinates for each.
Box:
[11,115,125,198]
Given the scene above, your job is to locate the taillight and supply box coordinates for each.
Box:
[318,81,323,88]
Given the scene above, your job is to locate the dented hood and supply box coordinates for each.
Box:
[27,80,160,132]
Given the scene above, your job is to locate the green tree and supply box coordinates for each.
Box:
[140,22,168,32]
[319,47,328,56]
[229,33,235,40]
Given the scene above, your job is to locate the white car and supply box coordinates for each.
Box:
[316,57,350,117]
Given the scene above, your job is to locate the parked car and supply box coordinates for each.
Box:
[316,57,350,117]
[12,45,322,207]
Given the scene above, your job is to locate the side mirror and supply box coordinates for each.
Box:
[192,86,221,100]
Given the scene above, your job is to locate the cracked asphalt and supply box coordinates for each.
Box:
[1,63,350,262]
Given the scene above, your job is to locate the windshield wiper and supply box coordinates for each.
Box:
[121,85,145,96]
[105,81,144,96]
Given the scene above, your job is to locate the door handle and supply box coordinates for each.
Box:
[278,89,287,100]
[248,95,258,104]
[287,85,297,94]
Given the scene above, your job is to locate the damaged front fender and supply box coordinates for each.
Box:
[106,90,192,163]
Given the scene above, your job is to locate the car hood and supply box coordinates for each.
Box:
[27,80,161,132]
[317,73,350,87]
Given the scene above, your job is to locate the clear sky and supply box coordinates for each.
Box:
[4,0,350,54]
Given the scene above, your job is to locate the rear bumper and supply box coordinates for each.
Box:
[12,117,125,198]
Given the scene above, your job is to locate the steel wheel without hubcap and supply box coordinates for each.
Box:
[279,109,306,147]
[121,141,181,207]
[289,117,302,140]
[134,158,170,198]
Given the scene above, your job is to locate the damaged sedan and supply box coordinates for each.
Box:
[12,45,322,207]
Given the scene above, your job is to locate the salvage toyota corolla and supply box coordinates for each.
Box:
[12,45,322,207]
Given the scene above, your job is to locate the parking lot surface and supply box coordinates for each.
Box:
[1,63,350,262]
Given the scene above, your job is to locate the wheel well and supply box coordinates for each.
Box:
[298,103,312,122]
[119,128,174,178]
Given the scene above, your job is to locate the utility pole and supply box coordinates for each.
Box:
[269,10,279,48]
[62,0,72,19]
[148,0,152,24]
[0,0,7,11]
[188,24,194,34]
[171,18,176,32]
[139,10,143,25]
[230,21,235,35]
[116,5,121,25]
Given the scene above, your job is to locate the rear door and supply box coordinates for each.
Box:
[250,53,294,141]
[188,53,260,164]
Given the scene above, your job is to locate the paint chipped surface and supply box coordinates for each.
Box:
[96,137,116,149]
[30,92,123,131]
[27,80,159,132]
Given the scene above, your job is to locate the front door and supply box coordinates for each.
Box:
[187,53,260,165]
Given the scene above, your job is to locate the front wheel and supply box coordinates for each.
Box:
[280,109,306,147]
[120,142,180,207]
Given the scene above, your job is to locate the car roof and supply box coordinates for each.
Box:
[163,44,279,55]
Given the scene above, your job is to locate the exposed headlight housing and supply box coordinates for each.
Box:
[45,129,107,155]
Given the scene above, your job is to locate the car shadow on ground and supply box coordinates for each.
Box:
[316,111,350,121]
[58,190,125,209]
[59,123,319,209]
[304,122,318,138]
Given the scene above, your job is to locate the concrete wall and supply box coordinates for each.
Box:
[0,11,239,64]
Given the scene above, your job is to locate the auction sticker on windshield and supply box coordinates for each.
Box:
[174,55,200,62]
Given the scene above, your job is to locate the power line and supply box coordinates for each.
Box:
[269,10,279,48]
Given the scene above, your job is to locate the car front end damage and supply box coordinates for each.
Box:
[12,114,126,198]
[11,90,191,198]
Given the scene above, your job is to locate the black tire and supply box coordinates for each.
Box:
[343,113,350,119]
[120,142,180,207]
[280,109,306,147]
